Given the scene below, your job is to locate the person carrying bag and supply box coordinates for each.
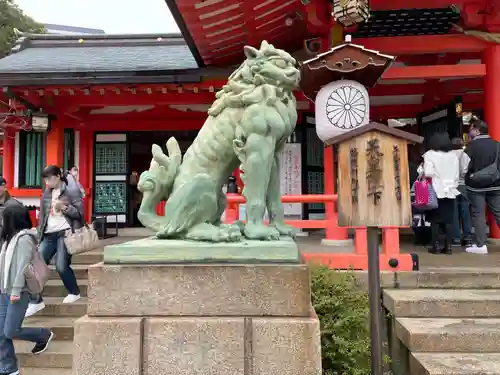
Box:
[465,120,500,255]
[25,165,87,319]
[0,204,54,375]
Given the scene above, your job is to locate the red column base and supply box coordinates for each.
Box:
[303,253,418,271]
[488,211,500,239]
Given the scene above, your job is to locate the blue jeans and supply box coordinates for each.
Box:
[453,194,473,241]
[0,292,51,373]
[33,231,80,303]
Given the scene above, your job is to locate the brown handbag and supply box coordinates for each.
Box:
[22,234,51,295]
[64,223,99,255]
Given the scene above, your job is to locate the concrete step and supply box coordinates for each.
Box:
[49,264,88,280]
[384,289,500,318]
[21,369,72,375]
[23,316,77,341]
[60,250,102,265]
[43,279,88,297]
[33,297,87,317]
[396,317,500,352]
[15,340,72,368]
[377,267,500,289]
[410,352,500,375]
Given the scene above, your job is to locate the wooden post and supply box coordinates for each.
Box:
[323,145,349,241]
[367,227,383,375]
[2,130,15,188]
[46,120,64,167]
[78,129,93,221]
[485,45,500,239]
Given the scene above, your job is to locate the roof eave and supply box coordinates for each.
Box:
[164,0,205,68]
[0,70,204,87]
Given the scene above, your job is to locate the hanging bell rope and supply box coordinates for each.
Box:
[453,24,500,44]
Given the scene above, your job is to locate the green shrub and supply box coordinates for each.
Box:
[310,266,371,375]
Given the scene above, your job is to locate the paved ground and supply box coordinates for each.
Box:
[100,228,500,270]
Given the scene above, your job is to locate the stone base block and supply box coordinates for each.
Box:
[144,317,245,375]
[73,316,142,375]
[103,237,300,264]
[252,316,322,375]
[87,263,311,317]
[73,315,321,375]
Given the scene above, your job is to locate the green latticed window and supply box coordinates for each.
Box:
[95,143,127,175]
[19,131,46,188]
[94,181,127,214]
[63,129,75,172]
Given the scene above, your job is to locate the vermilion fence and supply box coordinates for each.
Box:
[155,193,415,271]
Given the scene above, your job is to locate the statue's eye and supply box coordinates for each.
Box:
[274,59,287,69]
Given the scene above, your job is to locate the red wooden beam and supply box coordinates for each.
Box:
[382,64,486,80]
[440,78,483,93]
[12,82,228,96]
[87,119,204,132]
[369,83,426,96]
[370,78,484,97]
[370,104,423,119]
[85,107,208,120]
[353,34,491,55]
[370,0,467,10]
[23,92,218,109]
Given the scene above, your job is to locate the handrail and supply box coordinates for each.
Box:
[224,193,337,229]
[154,193,407,271]
[225,194,337,204]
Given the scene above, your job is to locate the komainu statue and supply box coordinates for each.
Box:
[137,41,300,242]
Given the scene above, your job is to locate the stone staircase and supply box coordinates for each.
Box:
[19,250,103,375]
[384,268,500,375]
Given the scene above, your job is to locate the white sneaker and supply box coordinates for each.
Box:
[25,302,46,318]
[63,294,81,304]
[465,245,488,254]
[8,370,20,375]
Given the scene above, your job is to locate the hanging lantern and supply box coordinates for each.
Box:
[332,0,370,27]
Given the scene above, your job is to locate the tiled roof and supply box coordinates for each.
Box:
[0,33,198,74]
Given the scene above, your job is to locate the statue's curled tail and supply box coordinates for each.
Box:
[137,137,181,232]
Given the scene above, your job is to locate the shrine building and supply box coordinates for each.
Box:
[0,0,499,247]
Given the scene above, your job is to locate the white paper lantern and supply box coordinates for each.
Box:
[315,80,370,143]
[333,0,370,27]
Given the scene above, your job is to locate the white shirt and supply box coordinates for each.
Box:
[420,150,460,199]
[45,188,71,233]
[451,149,471,185]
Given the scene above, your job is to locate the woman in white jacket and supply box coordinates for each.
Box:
[450,137,472,246]
[419,132,460,254]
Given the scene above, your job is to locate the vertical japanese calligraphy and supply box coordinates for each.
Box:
[366,138,384,205]
[279,143,302,216]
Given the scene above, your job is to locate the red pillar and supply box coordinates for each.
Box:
[78,130,90,189]
[46,120,64,167]
[484,45,500,238]
[2,130,15,188]
[78,129,92,221]
[323,146,348,241]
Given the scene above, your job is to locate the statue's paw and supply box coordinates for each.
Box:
[244,223,280,241]
[228,226,242,242]
[272,222,297,239]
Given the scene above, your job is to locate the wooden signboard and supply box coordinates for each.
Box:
[326,122,423,227]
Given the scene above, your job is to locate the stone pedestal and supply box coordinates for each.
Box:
[73,240,322,375]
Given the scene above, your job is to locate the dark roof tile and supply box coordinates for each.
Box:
[0,33,198,74]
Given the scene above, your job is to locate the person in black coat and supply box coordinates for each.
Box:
[464,120,500,255]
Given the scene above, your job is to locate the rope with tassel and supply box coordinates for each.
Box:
[453,24,500,44]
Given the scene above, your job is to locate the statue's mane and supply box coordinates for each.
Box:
[208,46,291,117]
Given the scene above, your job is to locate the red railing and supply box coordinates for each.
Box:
[224,193,337,229]
[155,193,414,271]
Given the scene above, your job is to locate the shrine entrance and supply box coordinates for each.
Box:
[128,130,199,226]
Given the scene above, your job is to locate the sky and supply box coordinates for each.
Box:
[14,0,180,34]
